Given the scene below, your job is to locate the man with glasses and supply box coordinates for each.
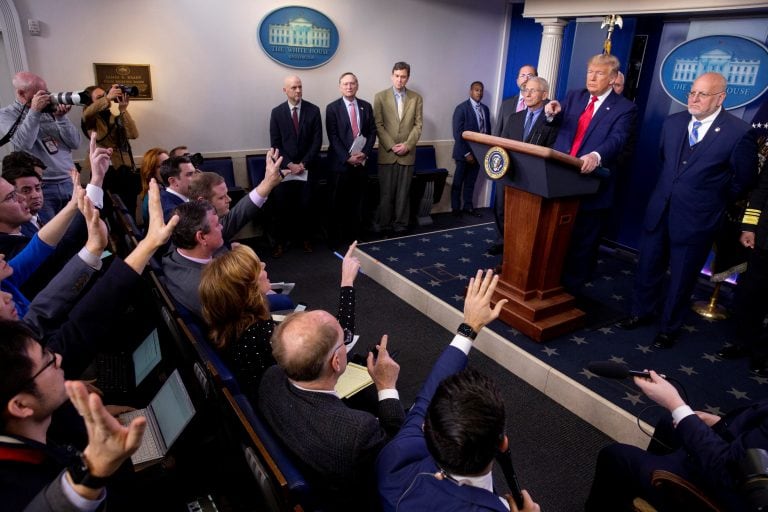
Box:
[489,77,559,255]
[544,53,637,292]
[0,177,178,511]
[494,65,537,137]
[618,72,757,349]
[258,306,404,511]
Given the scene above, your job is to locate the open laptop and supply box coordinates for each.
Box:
[118,369,196,470]
[95,328,163,396]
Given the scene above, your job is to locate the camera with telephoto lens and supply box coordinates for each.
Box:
[115,84,139,97]
[739,448,768,510]
[42,90,93,113]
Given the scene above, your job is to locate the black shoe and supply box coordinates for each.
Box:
[452,210,463,217]
[464,208,482,218]
[653,332,678,350]
[487,243,504,255]
[717,344,749,360]
[616,315,654,330]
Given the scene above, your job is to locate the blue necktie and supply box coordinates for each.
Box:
[523,111,534,141]
[689,120,702,146]
[476,106,485,133]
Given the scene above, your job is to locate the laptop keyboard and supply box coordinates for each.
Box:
[95,353,129,393]
[120,409,162,463]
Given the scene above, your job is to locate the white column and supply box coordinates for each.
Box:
[535,18,568,94]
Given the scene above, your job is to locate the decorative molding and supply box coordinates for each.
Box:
[0,0,28,73]
[524,0,768,18]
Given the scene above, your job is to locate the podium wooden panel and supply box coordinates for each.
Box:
[464,132,601,341]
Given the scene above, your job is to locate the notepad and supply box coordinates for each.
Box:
[335,362,373,399]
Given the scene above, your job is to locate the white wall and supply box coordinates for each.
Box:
[12,0,508,165]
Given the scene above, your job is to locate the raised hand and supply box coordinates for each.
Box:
[340,241,360,287]
[463,269,507,332]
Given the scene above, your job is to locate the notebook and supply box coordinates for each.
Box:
[118,369,196,470]
[335,362,373,399]
[95,328,162,395]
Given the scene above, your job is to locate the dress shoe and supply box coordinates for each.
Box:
[653,332,678,350]
[272,244,284,258]
[487,243,504,256]
[464,208,482,218]
[303,241,313,253]
[716,344,749,360]
[452,209,463,217]
[616,315,654,330]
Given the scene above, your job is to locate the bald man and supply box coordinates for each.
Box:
[258,309,404,511]
[618,72,757,349]
[0,71,81,220]
[269,75,322,257]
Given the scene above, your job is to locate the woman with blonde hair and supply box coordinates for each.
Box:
[136,147,169,224]
[199,242,360,397]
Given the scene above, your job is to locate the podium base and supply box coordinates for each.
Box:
[492,288,585,342]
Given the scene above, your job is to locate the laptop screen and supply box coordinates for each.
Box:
[151,370,196,451]
[132,328,162,386]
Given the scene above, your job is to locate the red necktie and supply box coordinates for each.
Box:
[292,106,299,134]
[569,95,598,156]
[349,102,359,138]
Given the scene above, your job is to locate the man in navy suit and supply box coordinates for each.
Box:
[494,65,537,137]
[618,72,757,349]
[326,72,376,246]
[489,76,559,254]
[451,81,491,217]
[269,75,322,256]
[586,369,766,511]
[159,155,196,221]
[377,270,540,512]
[545,54,637,290]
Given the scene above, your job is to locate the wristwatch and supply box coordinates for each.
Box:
[457,322,478,340]
[68,451,109,489]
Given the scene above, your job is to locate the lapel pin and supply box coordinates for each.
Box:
[715,127,720,132]
[606,107,611,111]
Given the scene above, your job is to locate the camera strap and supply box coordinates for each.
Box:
[0,103,28,148]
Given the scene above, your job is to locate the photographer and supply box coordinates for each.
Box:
[0,71,80,220]
[82,84,140,213]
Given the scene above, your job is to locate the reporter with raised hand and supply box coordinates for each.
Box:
[586,369,768,511]
[21,380,147,512]
[376,270,541,512]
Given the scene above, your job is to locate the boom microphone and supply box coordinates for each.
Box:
[587,361,666,380]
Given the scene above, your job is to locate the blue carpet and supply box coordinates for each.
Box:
[358,222,767,427]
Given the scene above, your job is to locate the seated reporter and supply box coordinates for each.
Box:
[199,241,360,399]
[585,370,767,511]
[136,147,169,225]
[377,270,539,512]
[0,172,178,511]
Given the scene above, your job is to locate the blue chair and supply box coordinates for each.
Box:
[199,156,237,188]
[411,145,448,226]
[246,154,267,188]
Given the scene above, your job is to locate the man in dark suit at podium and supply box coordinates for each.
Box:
[618,72,757,349]
[451,81,491,217]
[545,54,637,290]
[326,72,376,246]
[489,76,559,255]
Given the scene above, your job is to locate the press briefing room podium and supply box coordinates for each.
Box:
[463,131,602,342]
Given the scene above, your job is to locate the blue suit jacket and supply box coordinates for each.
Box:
[642,109,757,244]
[325,97,376,173]
[160,189,186,223]
[377,345,509,512]
[452,99,491,161]
[551,89,637,210]
[269,100,322,168]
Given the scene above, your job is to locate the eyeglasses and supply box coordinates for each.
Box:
[330,328,355,357]
[518,73,535,79]
[1,190,19,203]
[686,91,724,99]
[521,88,543,95]
[18,348,57,392]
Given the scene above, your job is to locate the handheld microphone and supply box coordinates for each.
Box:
[495,447,524,510]
[587,361,666,380]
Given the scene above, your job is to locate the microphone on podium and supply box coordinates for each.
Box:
[587,361,666,380]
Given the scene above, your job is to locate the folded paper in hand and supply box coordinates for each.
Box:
[349,135,366,154]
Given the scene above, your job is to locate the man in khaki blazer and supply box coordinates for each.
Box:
[373,61,423,234]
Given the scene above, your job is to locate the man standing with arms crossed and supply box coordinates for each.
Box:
[374,62,423,235]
